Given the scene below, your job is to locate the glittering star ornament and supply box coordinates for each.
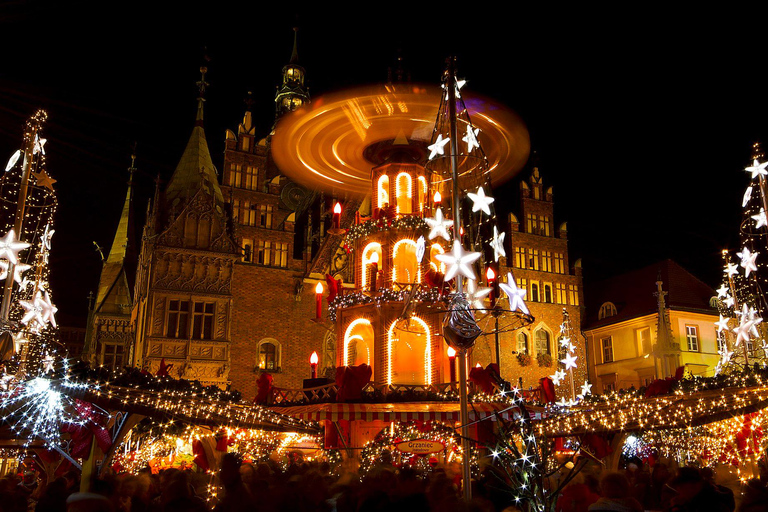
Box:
[5,150,20,172]
[463,125,480,152]
[38,290,58,328]
[434,240,481,281]
[737,247,759,277]
[20,292,46,327]
[467,278,492,310]
[415,236,425,263]
[746,159,768,178]
[33,134,46,155]
[754,209,768,229]
[499,272,529,315]
[580,381,592,396]
[32,169,56,191]
[425,208,453,241]
[733,305,754,346]
[561,353,578,371]
[42,353,55,373]
[744,186,754,207]
[550,371,563,385]
[715,315,730,333]
[467,186,495,215]
[427,134,450,160]
[0,230,30,265]
[716,284,729,298]
[725,263,739,277]
[724,295,735,308]
[559,337,571,348]
[10,262,31,285]
[489,225,506,262]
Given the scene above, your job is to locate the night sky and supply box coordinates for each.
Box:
[1,3,766,325]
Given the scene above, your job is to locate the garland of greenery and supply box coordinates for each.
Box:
[344,216,430,246]
[328,286,448,321]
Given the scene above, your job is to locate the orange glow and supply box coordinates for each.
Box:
[378,175,390,208]
[315,282,323,294]
[333,202,342,214]
[475,363,482,368]
[370,251,379,263]
[362,243,382,289]
[447,347,456,358]
[310,351,319,365]
[395,172,412,214]
[392,239,421,284]
[344,319,374,368]
[486,267,496,280]
[433,191,441,203]
[387,317,432,386]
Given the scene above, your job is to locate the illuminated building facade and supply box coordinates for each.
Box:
[583,259,720,392]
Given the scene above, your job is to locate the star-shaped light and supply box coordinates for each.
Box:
[720,346,734,366]
[427,134,450,160]
[715,315,730,333]
[743,186,754,207]
[561,353,578,371]
[489,225,506,262]
[725,262,739,277]
[748,306,763,337]
[753,209,768,229]
[33,134,47,155]
[12,332,27,353]
[746,159,768,178]
[425,208,453,241]
[559,336,571,348]
[5,150,20,172]
[0,230,30,265]
[38,290,57,328]
[467,186,495,216]
[463,125,480,152]
[580,381,592,396]
[499,272,529,315]
[0,261,32,285]
[737,247,759,277]
[42,224,54,251]
[42,353,55,373]
[32,169,56,191]
[716,284,729,298]
[434,240,481,281]
[556,397,570,407]
[467,279,491,310]
[415,236,425,263]
[20,292,46,327]
[733,305,754,346]
[550,371,563,386]
[724,295,735,308]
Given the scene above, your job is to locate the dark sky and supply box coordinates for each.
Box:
[1,2,766,325]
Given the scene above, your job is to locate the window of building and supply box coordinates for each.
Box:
[395,172,413,214]
[598,302,617,320]
[526,214,535,234]
[101,343,124,371]
[257,339,280,371]
[256,240,271,265]
[568,285,580,306]
[378,175,390,208]
[535,330,551,355]
[541,251,552,272]
[554,253,565,274]
[244,165,257,190]
[242,201,256,226]
[529,249,539,270]
[515,247,526,269]
[516,278,528,297]
[543,283,553,303]
[685,325,699,351]
[232,199,241,224]
[242,238,254,262]
[517,332,529,354]
[541,216,551,236]
[260,204,273,228]
[601,337,613,363]
[392,239,420,284]
[275,243,288,268]
[555,283,567,304]
[230,163,242,188]
[636,327,652,355]
[166,300,190,339]
[192,302,215,340]
[717,330,727,353]
[530,282,540,302]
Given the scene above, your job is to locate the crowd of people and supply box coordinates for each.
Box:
[2,454,768,512]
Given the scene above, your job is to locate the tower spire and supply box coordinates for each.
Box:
[195,65,208,126]
[275,28,310,119]
[290,26,300,64]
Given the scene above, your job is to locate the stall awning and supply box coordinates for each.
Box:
[271,402,544,423]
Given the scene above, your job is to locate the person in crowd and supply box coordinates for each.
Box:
[668,466,735,512]
[587,472,643,512]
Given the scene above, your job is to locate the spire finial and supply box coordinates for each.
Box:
[195,65,209,124]
[290,27,300,64]
[128,142,137,185]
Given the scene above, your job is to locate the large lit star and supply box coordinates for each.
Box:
[33,134,46,155]
[427,134,450,160]
[499,272,529,315]
[550,371,563,386]
[743,186,754,207]
[733,305,754,346]
[489,225,506,262]
[746,159,768,178]
[725,263,739,277]
[38,290,57,328]
[32,169,56,191]
[715,315,730,333]
[434,240,481,281]
[467,186,495,216]
[463,125,480,152]
[561,353,578,371]
[425,208,453,241]
[580,381,592,396]
[0,230,30,265]
[0,261,31,285]
[415,236,425,263]
[716,284,729,298]
[5,150,20,172]
[737,247,759,277]
[753,209,768,229]
[20,292,46,327]
[467,279,492,310]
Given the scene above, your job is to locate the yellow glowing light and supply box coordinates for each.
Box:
[486,266,496,280]
[433,191,441,203]
[392,239,421,284]
[387,316,432,386]
[378,175,390,208]
[333,202,342,215]
[430,244,446,274]
[447,346,456,358]
[344,319,372,367]
[315,281,323,294]
[361,243,382,289]
[396,172,412,214]
[310,351,319,365]
[418,176,428,212]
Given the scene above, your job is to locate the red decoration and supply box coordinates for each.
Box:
[61,399,112,459]
[255,372,273,404]
[581,433,613,459]
[335,364,372,402]
[192,439,209,471]
[325,274,342,302]
[469,364,498,394]
[540,376,556,404]
[155,358,173,378]
[315,282,323,320]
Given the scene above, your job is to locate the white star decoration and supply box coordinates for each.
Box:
[434,240,481,281]
[737,247,759,277]
[427,134,450,160]
[489,225,506,262]
[5,150,20,172]
[32,135,47,155]
[725,263,739,277]
[499,272,529,315]
[559,336,571,348]
[19,290,57,329]
[463,125,480,153]
[744,186,754,207]
[716,284,729,298]
[0,260,31,285]
[42,224,54,251]
[550,371,563,386]
[415,236,425,263]
[467,186,495,216]
[724,295,735,308]
[0,230,30,265]
[733,305,754,346]
[42,353,55,373]
[753,209,768,229]
[580,381,592,396]
[561,353,578,371]
[467,279,492,310]
[425,208,453,241]
[715,315,730,333]
[746,159,768,178]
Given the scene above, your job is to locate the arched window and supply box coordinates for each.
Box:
[361,243,382,290]
[517,332,529,354]
[395,173,412,214]
[543,284,552,303]
[429,244,446,274]
[417,176,428,212]
[535,330,551,355]
[598,302,617,320]
[530,283,540,302]
[388,317,432,385]
[257,338,281,371]
[344,319,374,371]
[378,175,390,208]
[392,239,420,285]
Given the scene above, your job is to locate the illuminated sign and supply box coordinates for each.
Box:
[395,439,445,455]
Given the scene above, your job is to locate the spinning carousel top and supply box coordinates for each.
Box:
[271,84,530,196]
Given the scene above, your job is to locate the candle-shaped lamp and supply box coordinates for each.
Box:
[433,191,442,208]
[447,346,456,383]
[315,281,323,320]
[328,202,345,235]
[486,266,497,307]
[310,351,319,379]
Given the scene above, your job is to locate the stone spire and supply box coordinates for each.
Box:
[275,28,310,119]
[654,276,680,377]
[164,66,224,208]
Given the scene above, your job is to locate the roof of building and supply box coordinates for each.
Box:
[584,259,717,329]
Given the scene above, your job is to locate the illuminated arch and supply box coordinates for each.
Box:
[429,243,446,274]
[377,175,390,208]
[387,317,432,386]
[361,242,382,289]
[344,318,374,370]
[417,176,428,212]
[392,239,421,284]
[395,172,412,214]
